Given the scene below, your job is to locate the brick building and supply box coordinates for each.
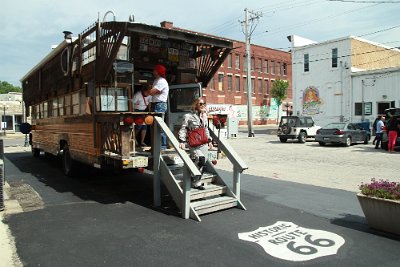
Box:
[161,21,292,125]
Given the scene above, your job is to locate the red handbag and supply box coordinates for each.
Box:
[187,127,208,147]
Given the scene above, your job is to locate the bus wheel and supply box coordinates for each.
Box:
[62,145,74,176]
[32,147,40,158]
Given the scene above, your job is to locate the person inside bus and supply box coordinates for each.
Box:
[133,86,152,147]
[178,97,213,190]
[149,64,169,149]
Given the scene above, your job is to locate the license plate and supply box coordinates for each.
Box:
[323,137,329,140]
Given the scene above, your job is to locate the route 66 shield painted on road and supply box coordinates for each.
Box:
[238,221,345,262]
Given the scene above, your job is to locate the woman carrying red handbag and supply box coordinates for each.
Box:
[178,97,213,190]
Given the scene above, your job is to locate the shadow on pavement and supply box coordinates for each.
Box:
[4,152,180,217]
[331,214,400,241]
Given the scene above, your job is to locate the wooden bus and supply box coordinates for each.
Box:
[21,13,233,176]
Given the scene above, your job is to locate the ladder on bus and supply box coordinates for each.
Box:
[152,116,247,222]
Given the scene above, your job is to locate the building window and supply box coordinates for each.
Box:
[271,61,275,75]
[264,60,268,73]
[283,63,287,76]
[209,77,214,90]
[227,54,232,68]
[265,79,269,95]
[218,73,224,91]
[251,57,255,71]
[235,54,240,69]
[377,102,393,114]
[258,59,262,73]
[251,78,255,94]
[1,115,13,130]
[277,62,281,75]
[227,75,233,91]
[243,55,247,71]
[243,77,247,93]
[332,48,338,68]
[235,76,240,92]
[355,102,373,116]
[258,78,263,94]
[304,54,309,72]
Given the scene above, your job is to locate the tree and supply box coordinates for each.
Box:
[0,81,22,94]
[270,79,289,124]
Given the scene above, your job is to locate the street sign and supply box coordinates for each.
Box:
[238,221,345,262]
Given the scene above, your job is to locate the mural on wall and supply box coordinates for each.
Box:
[303,86,322,115]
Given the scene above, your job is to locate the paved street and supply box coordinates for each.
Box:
[222,126,400,192]
[1,130,400,266]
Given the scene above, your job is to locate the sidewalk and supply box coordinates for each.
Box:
[1,182,23,267]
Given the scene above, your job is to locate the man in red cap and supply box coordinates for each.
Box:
[149,64,169,149]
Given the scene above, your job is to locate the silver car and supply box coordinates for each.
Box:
[316,122,370,147]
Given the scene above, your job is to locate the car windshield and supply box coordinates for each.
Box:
[324,123,346,129]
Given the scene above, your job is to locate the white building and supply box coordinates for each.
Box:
[289,35,400,128]
[0,92,24,134]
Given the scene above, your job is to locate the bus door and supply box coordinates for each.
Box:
[167,83,202,138]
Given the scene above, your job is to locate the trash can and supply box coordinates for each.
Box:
[227,118,238,138]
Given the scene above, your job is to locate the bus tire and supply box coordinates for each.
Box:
[62,145,75,176]
[32,147,40,158]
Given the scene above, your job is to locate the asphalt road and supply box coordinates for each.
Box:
[2,133,400,266]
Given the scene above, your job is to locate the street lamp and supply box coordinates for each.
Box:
[1,105,8,136]
[284,102,290,116]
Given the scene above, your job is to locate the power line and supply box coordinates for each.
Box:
[328,0,400,3]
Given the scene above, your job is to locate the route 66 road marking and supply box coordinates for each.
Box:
[238,221,345,262]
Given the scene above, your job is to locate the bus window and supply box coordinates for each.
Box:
[52,99,58,117]
[65,95,71,115]
[58,96,64,116]
[98,87,128,112]
[72,92,80,115]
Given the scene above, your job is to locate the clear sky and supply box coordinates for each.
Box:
[1,0,399,86]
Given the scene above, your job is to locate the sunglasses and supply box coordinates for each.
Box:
[197,102,206,106]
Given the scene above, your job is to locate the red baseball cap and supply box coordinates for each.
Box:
[154,64,166,77]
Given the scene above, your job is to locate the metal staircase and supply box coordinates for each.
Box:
[152,116,247,221]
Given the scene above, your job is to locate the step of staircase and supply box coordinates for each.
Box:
[191,196,238,215]
[190,184,227,201]
[174,172,217,187]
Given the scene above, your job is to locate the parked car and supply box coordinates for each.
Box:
[277,116,320,143]
[381,108,400,150]
[316,122,370,146]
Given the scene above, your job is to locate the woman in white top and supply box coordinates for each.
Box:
[133,87,152,146]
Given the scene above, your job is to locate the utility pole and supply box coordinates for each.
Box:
[241,8,262,137]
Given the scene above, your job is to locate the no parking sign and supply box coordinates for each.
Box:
[238,221,345,262]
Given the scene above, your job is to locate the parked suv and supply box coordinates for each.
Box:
[277,116,321,143]
[381,108,400,150]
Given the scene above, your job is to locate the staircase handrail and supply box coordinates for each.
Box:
[208,127,248,172]
[153,116,201,177]
[152,116,201,219]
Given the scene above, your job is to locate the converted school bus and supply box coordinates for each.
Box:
[21,14,233,176]
[21,13,249,221]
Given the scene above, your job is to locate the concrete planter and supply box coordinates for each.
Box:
[357,193,400,236]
